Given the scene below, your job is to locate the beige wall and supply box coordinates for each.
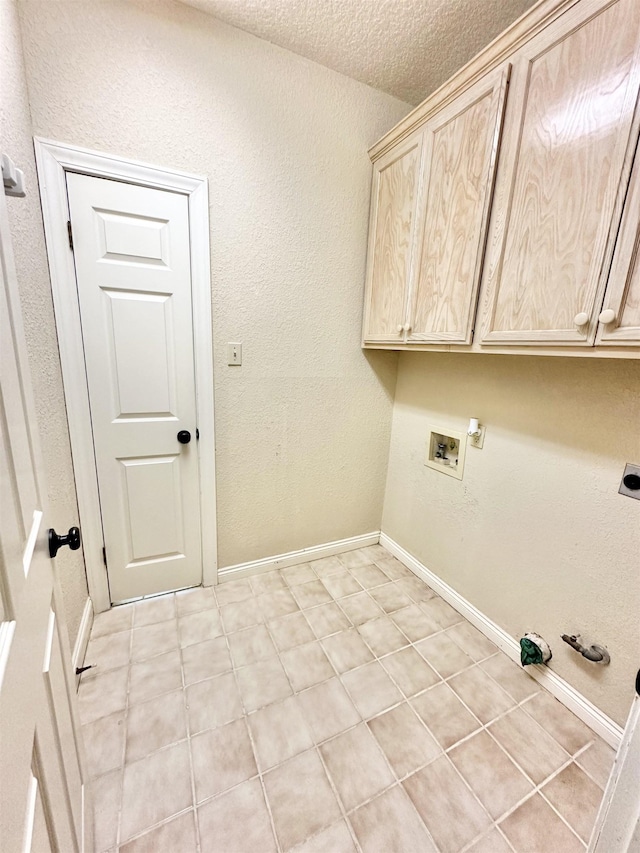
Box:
[383,352,640,726]
[17,0,407,569]
[1,0,88,642]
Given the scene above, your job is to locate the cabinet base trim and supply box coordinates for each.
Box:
[379,531,623,748]
[362,343,640,358]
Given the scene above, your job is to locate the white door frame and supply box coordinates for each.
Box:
[34,138,217,613]
[589,693,640,852]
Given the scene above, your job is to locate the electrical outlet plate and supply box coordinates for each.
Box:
[619,462,640,500]
[425,425,467,480]
[469,425,486,449]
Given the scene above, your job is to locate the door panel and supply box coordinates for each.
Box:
[107,289,176,419]
[481,0,640,345]
[0,180,87,852]
[362,132,424,343]
[120,453,185,564]
[96,208,170,266]
[597,139,640,345]
[409,66,509,343]
[67,173,202,602]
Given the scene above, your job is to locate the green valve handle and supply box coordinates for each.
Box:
[520,637,543,666]
[520,632,552,666]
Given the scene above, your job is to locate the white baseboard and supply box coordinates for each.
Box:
[72,598,93,677]
[218,532,381,583]
[380,532,623,749]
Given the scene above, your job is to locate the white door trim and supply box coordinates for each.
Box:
[589,694,640,852]
[34,138,217,613]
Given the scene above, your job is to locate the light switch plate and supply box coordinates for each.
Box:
[227,342,242,366]
[619,463,640,500]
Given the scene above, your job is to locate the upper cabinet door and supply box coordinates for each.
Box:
[408,66,510,344]
[480,0,640,346]
[362,132,424,344]
[597,144,640,345]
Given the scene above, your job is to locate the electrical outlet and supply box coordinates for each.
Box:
[619,463,640,500]
[469,426,486,449]
[227,342,242,366]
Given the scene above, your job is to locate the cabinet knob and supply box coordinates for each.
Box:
[598,308,616,325]
[396,324,403,333]
[403,323,411,332]
[573,312,589,326]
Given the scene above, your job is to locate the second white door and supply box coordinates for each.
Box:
[66,173,202,603]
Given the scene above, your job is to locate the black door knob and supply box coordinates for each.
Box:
[177,430,191,444]
[48,526,81,559]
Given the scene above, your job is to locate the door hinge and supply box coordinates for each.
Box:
[67,220,74,251]
[102,546,107,568]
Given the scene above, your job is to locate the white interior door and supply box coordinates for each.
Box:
[0,178,89,851]
[66,173,202,603]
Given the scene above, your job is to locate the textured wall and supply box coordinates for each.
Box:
[1,0,88,643]
[18,0,407,570]
[383,352,640,726]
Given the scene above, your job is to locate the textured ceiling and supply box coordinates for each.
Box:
[177,0,537,105]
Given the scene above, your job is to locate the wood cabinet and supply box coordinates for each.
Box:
[597,143,640,346]
[362,68,509,345]
[362,132,423,343]
[408,67,509,344]
[362,0,640,358]
[480,0,640,347]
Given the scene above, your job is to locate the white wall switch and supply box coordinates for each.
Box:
[227,342,242,366]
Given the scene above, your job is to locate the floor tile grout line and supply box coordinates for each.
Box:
[90,592,207,851]
[313,743,365,853]
[482,732,593,842]
[114,606,136,850]
[181,593,285,850]
[227,610,285,853]
[435,663,587,807]
[573,745,612,791]
[120,595,189,848]
[458,822,518,853]
[262,558,474,850]
[116,805,195,850]
[494,824,519,853]
[330,708,447,853]
[179,627,203,853]
[240,562,376,852]
[537,788,590,847]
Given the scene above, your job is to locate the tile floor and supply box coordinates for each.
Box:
[81,545,616,853]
